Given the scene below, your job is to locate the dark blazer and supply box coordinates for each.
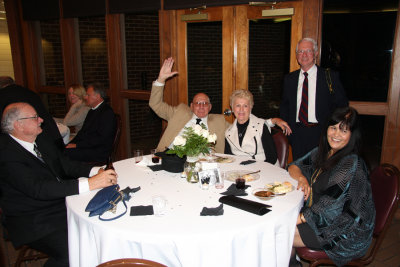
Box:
[65,101,116,163]
[280,66,348,159]
[0,134,92,247]
[0,84,64,150]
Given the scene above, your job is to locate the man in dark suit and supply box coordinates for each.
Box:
[0,102,117,267]
[0,76,64,150]
[280,38,348,160]
[65,82,116,163]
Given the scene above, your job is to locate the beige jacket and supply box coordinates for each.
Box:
[149,84,229,153]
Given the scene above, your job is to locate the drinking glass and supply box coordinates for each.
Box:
[235,178,246,189]
[152,195,167,216]
[134,149,143,163]
[150,149,160,164]
[215,171,225,189]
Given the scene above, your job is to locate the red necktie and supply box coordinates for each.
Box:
[299,72,309,125]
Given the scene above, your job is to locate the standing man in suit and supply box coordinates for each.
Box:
[0,102,117,267]
[65,82,116,163]
[280,38,348,160]
[0,76,64,150]
[150,58,291,153]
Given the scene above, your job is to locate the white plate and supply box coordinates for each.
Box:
[225,170,260,182]
[265,182,294,195]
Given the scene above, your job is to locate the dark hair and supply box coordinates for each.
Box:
[315,106,362,170]
[87,82,107,99]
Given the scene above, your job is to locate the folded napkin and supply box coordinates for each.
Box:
[200,204,224,216]
[130,205,154,216]
[148,165,163,172]
[219,195,271,216]
[220,184,251,196]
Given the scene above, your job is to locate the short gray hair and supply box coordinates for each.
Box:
[296,38,318,53]
[1,103,24,134]
[230,89,254,108]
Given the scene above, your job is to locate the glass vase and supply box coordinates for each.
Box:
[184,156,201,183]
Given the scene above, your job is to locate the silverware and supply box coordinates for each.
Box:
[239,170,260,178]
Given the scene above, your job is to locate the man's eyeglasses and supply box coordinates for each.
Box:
[193,101,210,106]
[17,115,39,121]
[296,49,314,55]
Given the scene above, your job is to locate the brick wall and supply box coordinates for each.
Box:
[79,17,109,88]
[40,20,65,87]
[248,19,291,119]
[125,13,160,90]
[187,22,222,114]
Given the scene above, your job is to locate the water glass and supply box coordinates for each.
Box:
[152,195,167,217]
[215,171,225,189]
[134,149,143,163]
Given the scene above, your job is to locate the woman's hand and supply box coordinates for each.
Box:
[271,118,292,135]
[297,176,311,200]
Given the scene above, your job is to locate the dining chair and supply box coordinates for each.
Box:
[14,245,48,267]
[271,127,289,168]
[97,258,167,267]
[296,163,400,267]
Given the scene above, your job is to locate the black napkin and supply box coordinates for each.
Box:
[130,205,154,216]
[219,195,271,216]
[200,204,224,216]
[148,165,163,172]
[220,183,251,196]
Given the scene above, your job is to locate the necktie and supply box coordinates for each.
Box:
[196,118,202,125]
[34,144,44,163]
[299,72,309,125]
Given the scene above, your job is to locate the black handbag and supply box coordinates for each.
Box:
[85,184,140,221]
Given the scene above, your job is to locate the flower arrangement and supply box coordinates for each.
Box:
[167,124,217,158]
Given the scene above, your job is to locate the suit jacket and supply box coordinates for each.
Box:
[0,134,92,247]
[149,84,230,153]
[0,84,64,150]
[280,66,348,159]
[67,102,116,163]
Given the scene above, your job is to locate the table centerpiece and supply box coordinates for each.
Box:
[167,124,217,183]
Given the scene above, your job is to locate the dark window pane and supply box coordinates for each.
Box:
[79,17,109,88]
[40,20,64,86]
[187,22,222,114]
[322,8,397,102]
[248,18,291,119]
[359,115,384,171]
[125,13,160,90]
[128,99,162,155]
[40,93,66,118]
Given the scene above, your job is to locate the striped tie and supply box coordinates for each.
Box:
[34,144,44,163]
[299,72,309,125]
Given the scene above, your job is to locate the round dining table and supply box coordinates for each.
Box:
[66,154,304,267]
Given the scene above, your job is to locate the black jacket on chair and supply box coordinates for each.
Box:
[0,134,92,247]
[65,101,116,163]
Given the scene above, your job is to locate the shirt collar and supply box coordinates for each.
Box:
[191,114,208,125]
[92,101,104,110]
[301,64,317,76]
[9,134,35,154]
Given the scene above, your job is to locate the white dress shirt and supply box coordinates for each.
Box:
[296,64,318,123]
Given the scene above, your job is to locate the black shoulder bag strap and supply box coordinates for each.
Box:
[325,68,334,95]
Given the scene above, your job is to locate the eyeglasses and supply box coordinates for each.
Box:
[17,115,39,121]
[297,49,314,55]
[193,101,210,106]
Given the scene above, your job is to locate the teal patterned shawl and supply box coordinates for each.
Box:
[291,148,375,266]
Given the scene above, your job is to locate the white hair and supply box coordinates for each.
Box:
[296,38,318,53]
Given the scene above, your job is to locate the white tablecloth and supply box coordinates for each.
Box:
[66,155,303,267]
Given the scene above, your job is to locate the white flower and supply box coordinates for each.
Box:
[173,135,186,146]
[207,133,217,143]
[193,124,203,135]
[200,129,209,138]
